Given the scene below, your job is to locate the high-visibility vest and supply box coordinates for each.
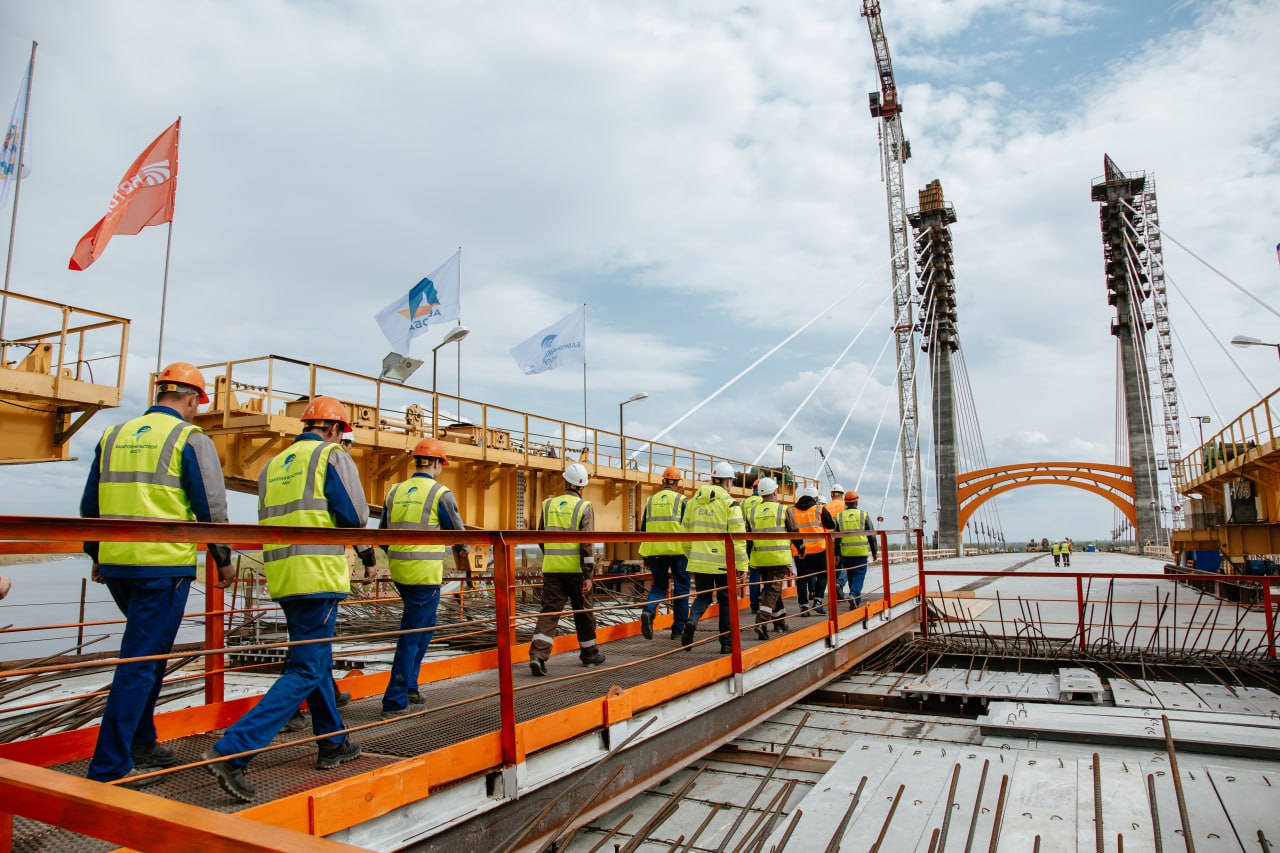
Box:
[682,485,747,575]
[824,498,845,519]
[837,507,871,557]
[385,476,451,585]
[741,494,764,521]
[747,501,792,568]
[542,493,590,573]
[789,505,827,557]
[259,440,349,599]
[638,488,684,557]
[96,411,200,570]
[1051,542,1061,555]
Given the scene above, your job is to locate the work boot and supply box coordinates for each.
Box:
[774,620,789,633]
[335,689,352,708]
[118,767,164,790]
[282,710,309,733]
[204,748,256,803]
[131,742,178,768]
[719,642,733,655]
[581,651,607,667]
[529,658,547,677]
[640,610,654,640]
[380,704,414,721]
[669,626,683,641]
[316,738,361,770]
[680,622,695,650]
[754,624,769,642]
[814,598,826,616]
[407,690,425,705]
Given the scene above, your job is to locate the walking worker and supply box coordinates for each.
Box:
[836,490,878,609]
[1061,537,1072,567]
[740,480,765,614]
[377,438,468,718]
[638,465,688,641]
[530,463,605,676]
[680,461,748,654]
[824,484,847,599]
[787,486,837,616]
[1051,540,1062,567]
[80,362,233,788]
[205,395,371,802]
[746,477,796,640]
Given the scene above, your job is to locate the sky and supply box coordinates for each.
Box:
[1,0,1278,542]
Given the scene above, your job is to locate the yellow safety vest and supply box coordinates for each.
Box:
[682,485,747,575]
[837,507,871,557]
[741,494,764,521]
[789,505,827,556]
[1051,542,1061,555]
[259,440,348,598]
[96,411,200,569]
[385,476,450,585]
[747,501,792,568]
[542,493,590,573]
[638,488,684,557]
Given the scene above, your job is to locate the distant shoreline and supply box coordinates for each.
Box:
[0,553,81,567]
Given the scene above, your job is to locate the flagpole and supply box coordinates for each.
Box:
[155,116,180,374]
[455,247,462,398]
[581,303,588,429]
[0,41,37,355]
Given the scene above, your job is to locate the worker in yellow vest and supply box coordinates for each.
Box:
[531,463,605,676]
[746,477,798,640]
[680,461,748,654]
[741,480,765,614]
[835,490,878,608]
[1051,540,1062,567]
[1061,537,1072,567]
[205,396,371,802]
[787,486,837,616]
[80,362,233,788]
[639,465,688,641]
[378,438,468,718]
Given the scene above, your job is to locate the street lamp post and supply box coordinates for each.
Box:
[1231,334,1280,363]
[619,392,649,469]
[777,443,792,476]
[1190,415,1211,447]
[432,326,471,397]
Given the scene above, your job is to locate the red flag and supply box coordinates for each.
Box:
[69,119,179,271]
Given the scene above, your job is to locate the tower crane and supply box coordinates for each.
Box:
[861,0,924,533]
[815,445,838,493]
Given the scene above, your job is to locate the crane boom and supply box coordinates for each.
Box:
[861,0,923,533]
[815,445,838,492]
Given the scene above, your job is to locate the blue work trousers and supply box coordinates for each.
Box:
[215,598,344,768]
[87,576,192,781]
[841,555,870,605]
[688,571,731,643]
[748,567,761,613]
[641,555,689,632]
[383,583,441,712]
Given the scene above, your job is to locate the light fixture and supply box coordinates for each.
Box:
[380,352,424,384]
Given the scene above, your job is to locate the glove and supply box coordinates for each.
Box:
[359,548,377,569]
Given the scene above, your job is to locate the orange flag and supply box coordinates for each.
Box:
[69,119,179,271]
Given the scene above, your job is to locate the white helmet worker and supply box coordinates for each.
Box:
[831,483,845,494]
[563,462,590,488]
[798,485,820,500]
[756,476,779,496]
[711,461,736,481]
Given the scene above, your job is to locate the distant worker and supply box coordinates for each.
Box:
[0,575,9,599]
[80,362,233,788]
[530,463,605,676]
[680,461,748,654]
[639,466,688,642]
[787,486,837,616]
[824,484,847,599]
[746,477,796,640]
[740,480,765,614]
[1051,540,1062,567]
[205,396,371,802]
[340,429,354,451]
[1061,537,1072,568]
[836,490,878,608]
[377,438,468,718]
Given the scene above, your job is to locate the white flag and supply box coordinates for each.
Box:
[0,64,31,212]
[510,306,587,375]
[374,249,461,352]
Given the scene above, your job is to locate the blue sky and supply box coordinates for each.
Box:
[1,0,1277,541]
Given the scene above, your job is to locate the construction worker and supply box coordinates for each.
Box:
[824,484,847,599]
[1051,540,1062,567]
[530,463,605,676]
[1061,537,1072,567]
[787,485,837,616]
[378,438,467,718]
[680,461,748,654]
[340,430,354,451]
[205,396,371,802]
[638,465,688,641]
[741,480,765,614]
[836,490,878,608]
[79,362,232,788]
[746,477,796,640]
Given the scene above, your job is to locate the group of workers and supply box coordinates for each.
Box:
[76,361,874,802]
[1052,538,1074,567]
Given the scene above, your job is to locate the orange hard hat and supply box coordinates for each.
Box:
[411,437,449,465]
[662,465,682,482]
[300,396,351,431]
[155,362,209,404]
[844,489,859,502]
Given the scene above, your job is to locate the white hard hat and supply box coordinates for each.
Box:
[341,430,354,442]
[711,461,736,480]
[832,483,845,493]
[563,462,590,487]
[798,485,820,500]
[756,476,779,496]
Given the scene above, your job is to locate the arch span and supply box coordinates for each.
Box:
[956,462,1136,532]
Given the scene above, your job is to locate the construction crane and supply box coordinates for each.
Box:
[814,445,838,493]
[861,0,923,533]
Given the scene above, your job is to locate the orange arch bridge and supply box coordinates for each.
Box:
[956,462,1136,531]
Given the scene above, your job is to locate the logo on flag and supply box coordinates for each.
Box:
[0,64,31,212]
[510,307,587,375]
[375,250,462,352]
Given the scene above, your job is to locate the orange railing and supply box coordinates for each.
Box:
[1172,385,1280,494]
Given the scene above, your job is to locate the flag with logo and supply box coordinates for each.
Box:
[374,249,462,352]
[69,118,180,271]
[0,64,31,212]
[510,306,587,375]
